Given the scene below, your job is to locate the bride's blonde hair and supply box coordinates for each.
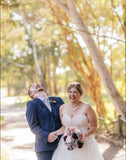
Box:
[67,82,83,96]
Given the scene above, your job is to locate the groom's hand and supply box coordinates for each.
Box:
[47,132,58,143]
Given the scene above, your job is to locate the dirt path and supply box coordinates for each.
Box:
[1,105,125,160]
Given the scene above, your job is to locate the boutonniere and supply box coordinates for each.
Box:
[49,98,56,104]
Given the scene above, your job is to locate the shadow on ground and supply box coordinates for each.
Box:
[103,144,124,160]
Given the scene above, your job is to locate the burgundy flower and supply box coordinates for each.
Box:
[63,136,67,142]
[77,141,84,148]
[49,98,56,104]
[72,133,78,139]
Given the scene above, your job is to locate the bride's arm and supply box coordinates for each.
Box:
[53,105,65,136]
[85,104,98,137]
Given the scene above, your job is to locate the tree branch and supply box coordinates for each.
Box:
[54,0,70,14]
[6,58,34,69]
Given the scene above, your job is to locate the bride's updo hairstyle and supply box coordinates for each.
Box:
[67,82,83,96]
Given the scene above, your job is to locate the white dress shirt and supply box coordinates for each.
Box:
[38,97,52,112]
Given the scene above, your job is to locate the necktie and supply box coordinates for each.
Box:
[43,98,52,112]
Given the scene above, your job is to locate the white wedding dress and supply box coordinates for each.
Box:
[52,113,104,160]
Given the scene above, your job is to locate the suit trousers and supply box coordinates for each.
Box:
[36,151,54,160]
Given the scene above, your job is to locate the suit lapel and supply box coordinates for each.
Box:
[35,98,51,113]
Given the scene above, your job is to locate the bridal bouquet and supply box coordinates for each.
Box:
[63,126,86,151]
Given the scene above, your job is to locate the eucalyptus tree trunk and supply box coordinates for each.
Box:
[30,38,44,87]
[67,41,105,117]
[7,78,11,96]
[52,57,59,95]
[47,1,105,117]
[25,25,46,89]
[25,26,44,87]
[20,8,46,89]
[47,52,52,95]
[55,0,125,119]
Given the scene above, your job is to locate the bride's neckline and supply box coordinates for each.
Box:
[63,113,85,119]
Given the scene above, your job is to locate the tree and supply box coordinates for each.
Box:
[52,0,125,119]
[49,4,106,117]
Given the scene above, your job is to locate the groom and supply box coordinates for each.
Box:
[26,83,64,160]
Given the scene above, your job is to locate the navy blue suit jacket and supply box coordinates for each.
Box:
[26,97,64,152]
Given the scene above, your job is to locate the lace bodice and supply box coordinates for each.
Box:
[62,113,89,133]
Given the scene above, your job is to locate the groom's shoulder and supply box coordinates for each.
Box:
[27,99,37,106]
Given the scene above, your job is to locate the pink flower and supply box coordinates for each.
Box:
[66,130,71,136]
[71,137,75,142]
[73,143,78,148]
[69,126,81,134]
[66,144,71,148]
[71,128,75,132]
[79,133,86,141]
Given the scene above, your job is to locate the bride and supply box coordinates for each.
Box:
[52,82,104,160]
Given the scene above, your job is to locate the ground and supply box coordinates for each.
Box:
[1,104,125,160]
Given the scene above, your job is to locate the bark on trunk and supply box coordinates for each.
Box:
[30,38,43,86]
[7,78,11,96]
[53,60,59,95]
[47,52,52,95]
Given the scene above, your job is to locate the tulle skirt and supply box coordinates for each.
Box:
[52,135,104,160]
